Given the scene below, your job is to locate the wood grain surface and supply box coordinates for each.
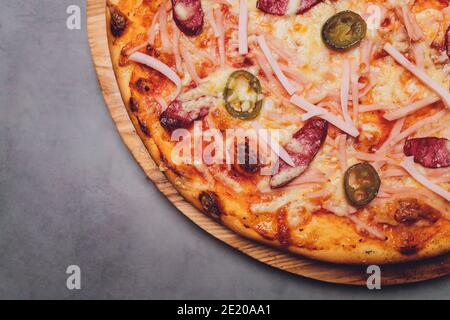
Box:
[87,0,450,286]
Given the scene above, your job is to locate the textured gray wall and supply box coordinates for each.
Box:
[0,0,449,299]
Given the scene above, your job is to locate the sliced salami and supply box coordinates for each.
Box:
[172,0,204,36]
[270,118,328,188]
[297,0,322,14]
[446,25,450,59]
[256,0,321,16]
[404,137,450,168]
[256,0,289,16]
[160,100,209,131]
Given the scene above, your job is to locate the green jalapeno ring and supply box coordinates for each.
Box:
[322,10,367,52]
[223,70,263,120]
[344,163,381,207]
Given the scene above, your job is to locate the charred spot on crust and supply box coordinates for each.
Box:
[129,97,139,112]
[394,199,440,225]
[160,153,184,177]
[137,118,150,137]
[135,78,152,94]
[146,44,160,57]
[199,192,221,217]
[110,8,128,38]
[399,232,418,255]
[236,139,262,174]
[276,209,290,247]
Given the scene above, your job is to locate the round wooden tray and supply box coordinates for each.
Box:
[87,0,450,285]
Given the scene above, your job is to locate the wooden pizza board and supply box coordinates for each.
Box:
[86,0,450,286]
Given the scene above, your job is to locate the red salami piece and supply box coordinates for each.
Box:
[256,0,289,16]
[160,100,209,131]
[446,25,450,59]
[172,0,204,37]
[404,137,450,168]
[297,0,322,14]
[256,0,321,16]
[270,118,328,188]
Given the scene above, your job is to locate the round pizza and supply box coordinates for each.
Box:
[106,0,450,264]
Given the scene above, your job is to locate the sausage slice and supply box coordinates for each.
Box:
[270,118,328,188]
[160,100,209,131]
[172,0,204,36]
[110,7,128,37]
[256,0,321,16]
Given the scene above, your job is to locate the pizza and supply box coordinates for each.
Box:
[106,0,450,264]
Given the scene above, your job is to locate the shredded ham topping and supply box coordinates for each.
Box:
[288,168,328,186]
[359,103,396,113]
[158,4,172,52]
[148,10,160,45]
[401,157,450,202]
[383,96,441,121]
[252,123,295,167]
[376,117,405,155]
[384,43,450,108]
[238,0,249,55]
[340,60,353,125]
[350,59,360,125]
[400,4,424,42]
[172,27,183,73]
[348,215,387,240]
[129,52,182,101]
[257,35,297,95]
[412,43,424,70]
[291,95,360,137]
[214,8,226,67]
[305,186,336,199]
[155,96,168,111]
[389,110,448,146]
[359,39,374,75]
[338,134,348,175]
[206,7,220,37]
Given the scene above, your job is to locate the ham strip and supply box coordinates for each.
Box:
[257,35,297,95]
[400,4,424,42]
[291,95,360,137]
[383,43,450,108]
[401,157,450,202]
[341,60,352,124]
[383,96,440,121]
[238,0,249,55]
[159,4,172,52]
[256,0,321,16]
[389,110,448,146]
[129,52,182,101]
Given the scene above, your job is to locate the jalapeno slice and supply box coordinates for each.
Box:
[322,11,367,52]
[344,163,381,207]
[223,70,263,120]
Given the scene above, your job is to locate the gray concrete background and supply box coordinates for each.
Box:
[0,0,449,299]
